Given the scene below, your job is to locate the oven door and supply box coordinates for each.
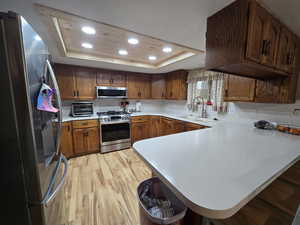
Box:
[97,86,127,99]
[100,122,131,146]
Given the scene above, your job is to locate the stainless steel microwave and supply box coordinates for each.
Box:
[96,86,128,99]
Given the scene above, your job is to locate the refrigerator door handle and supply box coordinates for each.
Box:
[46,59,63,155]
[43,154,68,205]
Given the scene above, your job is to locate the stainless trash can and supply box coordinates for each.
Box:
[138,177,187,225]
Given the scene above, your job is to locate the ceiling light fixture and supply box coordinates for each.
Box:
[128,38,139,45]
[118,49,128,55]
[81,26,96,35]
[34,35,42,41]
[148,55,157,61]
[81,42,93,49]
[163,46,172,53]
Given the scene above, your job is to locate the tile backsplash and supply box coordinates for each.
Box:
[63,98,300,125]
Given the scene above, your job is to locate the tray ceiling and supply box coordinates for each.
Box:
[36,4,204,69]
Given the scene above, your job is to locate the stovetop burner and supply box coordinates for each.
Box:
[97,110,130,116]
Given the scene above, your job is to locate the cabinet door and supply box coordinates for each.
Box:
[246,1,269,64]
[131,122,149,143]
[139,75,151,99]
[96,71,112,86]
[75,67,96,100]
[279,32,298,74]
[111,72,127,87]
[149,116,162,138]
[161,118,175,135]
[224,75,256,102]
[152,74,166,99]
[86,127,100,153]
[255,79,282,103]
[173,121,185,134]
[261,18,281,67]
[165,71,187,100]
[127,74,140,99]
[185,123,206,131]
[60,122,74,158]
[55,64,77,100]
[72,128,86,155]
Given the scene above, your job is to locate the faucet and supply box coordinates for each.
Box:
[200,97,208,118]
[293,109,300,115]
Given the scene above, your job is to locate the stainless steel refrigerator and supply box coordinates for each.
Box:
[0,12,67,225]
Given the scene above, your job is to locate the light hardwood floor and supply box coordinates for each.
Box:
[49,149,151,225]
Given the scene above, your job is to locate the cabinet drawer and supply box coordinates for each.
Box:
[72,119,99,129]
[131,116,149,123]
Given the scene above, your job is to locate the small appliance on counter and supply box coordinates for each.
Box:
[254,120,277,130]
[71,102,94,117]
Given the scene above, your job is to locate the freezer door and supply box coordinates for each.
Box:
[1,13,66,225]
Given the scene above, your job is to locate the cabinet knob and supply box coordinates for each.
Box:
[77,90,79,96]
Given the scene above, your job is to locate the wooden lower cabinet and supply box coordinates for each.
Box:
[131,118,150,144]
[60,122,74,158]
[161,118,186,135]
[73,127,100,155]
[131,116,208,144]
[149,116,162,138]
[185,123,206,131]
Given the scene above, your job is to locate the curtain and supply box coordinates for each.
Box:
[187,69,228,113]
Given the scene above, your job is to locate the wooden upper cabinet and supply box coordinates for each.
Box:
[277,28,298,74]
[55,64,96,100]
[55,64,77,100]
[246,1,269,64]
[165,70,187,100]
[75,67,96,100]
[206,0,300,79]
[151,74,166,99]
[112,72,127,87]
[97,71,112,86]
[262,18,281,67]
[96,70,127,87]
[127,74,151,99]
[224,75,256,102]
[247,2,281,68]
[255,79,282,103]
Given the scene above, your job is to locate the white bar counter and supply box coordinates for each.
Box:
[133,119,300,219]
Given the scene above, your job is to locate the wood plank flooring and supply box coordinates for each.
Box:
[49,149,151,225]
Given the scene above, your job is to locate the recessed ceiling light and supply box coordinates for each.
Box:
[118,49,128,55]
[163,46,172,53]
[81,42,93,49]
[128,38,139,45]
[81,26,96,35]
[148,55,157,61]
[34,35,42,41]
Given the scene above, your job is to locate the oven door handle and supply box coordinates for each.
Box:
[100,120,131,125]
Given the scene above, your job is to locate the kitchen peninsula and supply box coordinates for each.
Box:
[134,120,300,223]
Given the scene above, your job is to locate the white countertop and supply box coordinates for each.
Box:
[62,114,99,122]
[133,120,300,219]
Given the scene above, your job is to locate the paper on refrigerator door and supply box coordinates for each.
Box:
[37,83,59,113]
